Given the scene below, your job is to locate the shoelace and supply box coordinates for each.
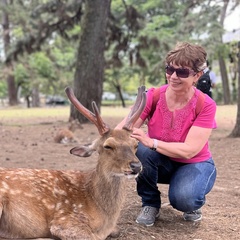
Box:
[143,207,156,216]
[186,210,199,214]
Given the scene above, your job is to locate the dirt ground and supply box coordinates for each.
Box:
[0,105,240,240]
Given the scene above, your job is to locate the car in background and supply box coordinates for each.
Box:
[102,92,116,100]
[45,95,67,105]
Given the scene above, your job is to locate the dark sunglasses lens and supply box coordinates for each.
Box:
[165,66,175,75]
[176,69,190,78]
[165,66,190,78]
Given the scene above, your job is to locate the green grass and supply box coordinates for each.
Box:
[0,104,237,122]
[0,107,70,119]
[0,105,130,121]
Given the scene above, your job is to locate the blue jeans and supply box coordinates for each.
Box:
[136,143,217,212]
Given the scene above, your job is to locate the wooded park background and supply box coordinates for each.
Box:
[0,1,240,239]
[0,0,240,136]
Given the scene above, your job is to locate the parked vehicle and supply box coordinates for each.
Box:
[102,92,116,100]
[46,95,67,105]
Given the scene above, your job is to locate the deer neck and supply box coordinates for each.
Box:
[88,166,127,216]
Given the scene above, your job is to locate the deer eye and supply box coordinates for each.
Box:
[104,145,113,150]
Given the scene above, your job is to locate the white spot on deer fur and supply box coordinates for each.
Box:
[56,202,62,211]
[72,203,83,213]
[53,188,67,196]
[42,199,55,210]
[65,199,70,204]
[9,189,22,195]
[11,176,19,181]
[0,188,7,193]
[24,192,35,198]
[46,204,55,210]
[2,181,9,189]
[58,209,65,215]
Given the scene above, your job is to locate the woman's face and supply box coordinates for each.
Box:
[165,63,202,92]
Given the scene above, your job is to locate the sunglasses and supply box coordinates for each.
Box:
[165,65,196,78]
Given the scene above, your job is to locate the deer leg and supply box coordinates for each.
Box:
[50,226,94,240]
[50,216,97,240]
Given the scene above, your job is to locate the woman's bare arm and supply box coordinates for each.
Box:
[131,126,212,159]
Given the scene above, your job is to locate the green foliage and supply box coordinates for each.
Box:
[0,80,7,98]
[1,0,239,103]
[14,64,29,82]
[29,52,54,79]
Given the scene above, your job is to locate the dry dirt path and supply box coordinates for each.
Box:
[0,105,239,240]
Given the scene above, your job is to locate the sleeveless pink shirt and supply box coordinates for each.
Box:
[140,85,217,163]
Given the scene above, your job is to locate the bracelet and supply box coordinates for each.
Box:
[150,139,158,151]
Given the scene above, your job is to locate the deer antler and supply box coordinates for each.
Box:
[123,86,146,130]
[65,87,109,136]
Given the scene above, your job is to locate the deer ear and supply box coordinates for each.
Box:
[70,146,96,157]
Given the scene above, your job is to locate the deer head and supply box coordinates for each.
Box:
[65,86,146,177]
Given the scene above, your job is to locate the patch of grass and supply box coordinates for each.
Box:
[0,107,70,119]
[0,105,131,121]
[215,105,237,121]
[0,104,237,123]
[101,106,130,117]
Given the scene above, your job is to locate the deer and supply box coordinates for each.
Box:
[0,86,146,240]
[54,119,82,144]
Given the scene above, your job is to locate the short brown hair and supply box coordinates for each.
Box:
[165,42,207,72]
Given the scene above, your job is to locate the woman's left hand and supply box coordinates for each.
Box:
[131,128,152,148]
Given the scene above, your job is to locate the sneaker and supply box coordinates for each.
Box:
[183,209,202,222]
[136,206,160,226]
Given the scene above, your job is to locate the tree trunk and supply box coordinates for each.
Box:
[6,67,18,105]
[32,85,40,107]
[115,84,126,108]
[70,0,111,123]
[1,0,18,106]
[218,55,231,104]
[229,41,240,137]
[218,0,231,105]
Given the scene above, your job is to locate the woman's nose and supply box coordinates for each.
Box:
[171,71,178,78]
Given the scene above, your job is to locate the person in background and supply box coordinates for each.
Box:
[116,42,217,227]
[208,64,217,95]
[196,60,217,98]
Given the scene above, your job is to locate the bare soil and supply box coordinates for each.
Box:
[0,106,239,240]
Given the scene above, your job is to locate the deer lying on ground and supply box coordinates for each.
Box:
[0,86,146,240]
[54,119,82,144]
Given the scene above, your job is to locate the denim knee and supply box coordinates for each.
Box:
[169,159,217,212]
[169,186,206,212]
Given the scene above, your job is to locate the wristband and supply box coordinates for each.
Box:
[150,139,158,151]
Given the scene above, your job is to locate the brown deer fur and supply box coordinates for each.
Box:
[0,86,146,240]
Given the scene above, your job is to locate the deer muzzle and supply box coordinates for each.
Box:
[124,161,142,179]
[130,162,142,174]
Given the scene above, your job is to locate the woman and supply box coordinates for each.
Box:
[116,42,217,226]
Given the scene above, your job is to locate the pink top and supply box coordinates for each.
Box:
[140,84,217,163]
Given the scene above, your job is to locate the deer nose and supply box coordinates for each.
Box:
[130,162,142,174]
